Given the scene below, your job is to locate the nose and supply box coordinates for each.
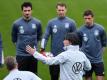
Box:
[26,11,29,14]
[85,19,89,22]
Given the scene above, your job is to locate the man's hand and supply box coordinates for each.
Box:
[26,45,36,55]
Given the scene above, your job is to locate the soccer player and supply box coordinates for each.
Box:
[78,9,107,80]
[40,2,76,80]
[3,56,42,80]
[26,32,91,80]
[11,2,42,74]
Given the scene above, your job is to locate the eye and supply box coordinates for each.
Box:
[84,18,91,20]
[28,10,31,12]
[58,10,64,11]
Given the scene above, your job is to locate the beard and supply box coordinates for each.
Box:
[24,14,31,20]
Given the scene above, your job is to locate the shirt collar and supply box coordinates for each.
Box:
[85,23,95,29]
[64,45,79,51]
[58,16,66,20]
[10,69,19,74]
[22,16,32,22]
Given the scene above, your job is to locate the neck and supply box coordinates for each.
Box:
[86,23,94,29]
[64,45,79,51]
[23,16,31,21]
[58,16,65,19]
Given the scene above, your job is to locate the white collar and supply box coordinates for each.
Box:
[10,69,19,74]
[63,45,79,51]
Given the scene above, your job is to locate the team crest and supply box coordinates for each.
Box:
[65,23,69,28]
[19,26,24,33]
[53,25,57,33]
[83,33,88,42]
[32,24,36,29]
[94,30,99,36]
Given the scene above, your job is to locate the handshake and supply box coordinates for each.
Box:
[26,45,53,57]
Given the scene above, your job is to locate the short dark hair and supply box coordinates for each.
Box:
[5,56,17,71]
[21,2,32,10]
[56,2,67,8]
[83,9,94,17]
[64,32,80,45]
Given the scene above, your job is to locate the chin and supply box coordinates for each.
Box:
[25,17,30,19]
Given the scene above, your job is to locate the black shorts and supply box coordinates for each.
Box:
[84,62,104,77]
[16,55,38,74]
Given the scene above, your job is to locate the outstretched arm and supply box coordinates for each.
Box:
[26,45,66,65]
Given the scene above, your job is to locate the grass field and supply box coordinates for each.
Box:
[0,0,107,80]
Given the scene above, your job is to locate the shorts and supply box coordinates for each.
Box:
[84,62,104,77]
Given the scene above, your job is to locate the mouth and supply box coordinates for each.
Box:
[26,14,29,16]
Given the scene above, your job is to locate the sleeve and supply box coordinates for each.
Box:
[11,23,18,43]
[41,22,51,49]
[76,30,83,47]
[33,51,67,65]
[83,54,91,71]
[0,33,3,64]
[100,28,107,47]
[69,20,77,32]
[37,21,42,42]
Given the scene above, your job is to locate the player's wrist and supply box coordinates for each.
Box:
[33,51,40,56]
[40,48,45,53]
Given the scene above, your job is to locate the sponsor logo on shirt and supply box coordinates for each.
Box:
[19,26,24,34]
[72,62,83,74]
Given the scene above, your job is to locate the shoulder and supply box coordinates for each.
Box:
[13,17,23,24]
[48,17,57,23]
[3,76,9,80]
[32,17,41,23]
[3,73,12,80]
[23,71,41,80]
[21,70,33,74]
[57,51,68,57]
[22,71,36,76]
[94,23,105,30]
[65,17,76,23]
[78,51,87,58]
[78,25,86,31]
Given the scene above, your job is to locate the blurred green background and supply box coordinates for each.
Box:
[0,0,107,80]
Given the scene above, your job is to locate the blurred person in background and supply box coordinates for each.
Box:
[40,2,77,80]
[3,56,42,80]
[11,2,42,74]
[78,9,107,80]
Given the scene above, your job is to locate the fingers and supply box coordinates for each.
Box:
[26,45,35,55]
[26,45,31,52]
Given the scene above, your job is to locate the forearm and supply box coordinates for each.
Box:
[33,51,60,65]
[33,51,48,63]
